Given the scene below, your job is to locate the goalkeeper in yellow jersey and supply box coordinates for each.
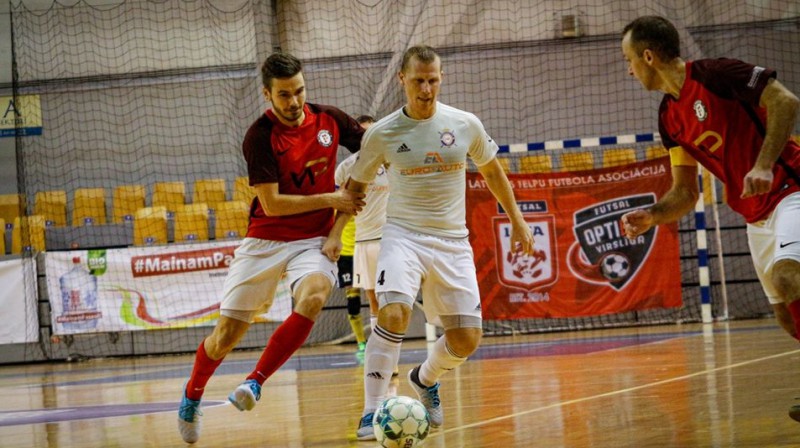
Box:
[338,214,367,354]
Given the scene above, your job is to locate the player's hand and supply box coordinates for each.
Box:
[621,209,654,238]
[510,221,535,255]
[741,166,774,198]
[331,189,366,215]
[322,236,343,262]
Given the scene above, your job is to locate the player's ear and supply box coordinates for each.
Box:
[642,49,655,65]
[262,86,271,102]
[397,70,405,86]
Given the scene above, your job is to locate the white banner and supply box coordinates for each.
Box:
[0,257,39,344]
[44,242,292,335]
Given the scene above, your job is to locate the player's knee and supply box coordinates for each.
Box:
[445,328,482,357]
[377,302,411,332]
[209,318,248,356]
[772,259,800,298]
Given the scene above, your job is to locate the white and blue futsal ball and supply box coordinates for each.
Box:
[373,395,430,448]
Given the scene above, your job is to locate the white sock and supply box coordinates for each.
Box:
[369,316,377,332]
[363,325,403,412]
[418,335,467,387]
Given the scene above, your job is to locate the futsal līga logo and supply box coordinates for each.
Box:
[567,194,657,291]
[493,216,557,291]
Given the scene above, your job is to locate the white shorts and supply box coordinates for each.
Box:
[375,222,482,327]
[220,237,337,312]
[747,192,800,304]
[354,240,381,290]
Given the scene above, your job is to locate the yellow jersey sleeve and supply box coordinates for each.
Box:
[669,146,697,167]
[340,216,356,256]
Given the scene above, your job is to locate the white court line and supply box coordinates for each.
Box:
[430,348,800,438]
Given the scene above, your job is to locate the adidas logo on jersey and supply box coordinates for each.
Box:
[397,143,411,153]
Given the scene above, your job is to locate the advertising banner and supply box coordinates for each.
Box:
[45,241,292,335]
[0,257,39,344]
[468,157,682,319]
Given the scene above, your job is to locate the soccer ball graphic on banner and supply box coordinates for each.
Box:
[600,252,631,281]
[373,395,430,448]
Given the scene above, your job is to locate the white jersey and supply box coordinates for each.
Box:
[351,102,498,238]
[335,153,389,242]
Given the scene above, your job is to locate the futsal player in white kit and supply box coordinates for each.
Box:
[322,44,535,440]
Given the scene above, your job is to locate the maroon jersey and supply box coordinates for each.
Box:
[242,103,363,241]
[659,58,800,222]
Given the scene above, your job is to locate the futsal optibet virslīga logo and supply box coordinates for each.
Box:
[567,194,657,291]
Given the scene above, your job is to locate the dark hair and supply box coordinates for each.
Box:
[400,45,440,72]
[622,16,681,61]
[261,52,303,89]
[356,114,375,125]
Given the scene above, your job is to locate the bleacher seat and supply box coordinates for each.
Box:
[174,203,209,242]
[602,148,637,168]
[113,185,146,224]
[519,154,552,174]
[561,151,594,171]
[34,190,67,227]
[233,176,255,204]
[496,157,512,173]
[215,200,249,240]
[645,145,668,160]
[72,188,107,226]
[0,194,24,228]
[152,181,185,215]
[133,206,168,246]
[11,215,46,254]
[193,179,227,212]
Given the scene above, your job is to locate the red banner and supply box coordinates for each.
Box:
[467,156,682,319]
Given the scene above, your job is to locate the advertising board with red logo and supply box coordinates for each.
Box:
[467,156,682,319]
[44,241,292,335]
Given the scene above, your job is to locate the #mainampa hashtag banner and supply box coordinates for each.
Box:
[45,241,292,335]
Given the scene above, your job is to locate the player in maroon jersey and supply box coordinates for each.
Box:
[619,16,800,421]
[177,52,366,444]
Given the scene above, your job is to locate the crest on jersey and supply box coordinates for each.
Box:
[693,100,707,122]
[494,216,557,291]
[439,129,456,147]
[317,130,333,147]
[567,194,657,291]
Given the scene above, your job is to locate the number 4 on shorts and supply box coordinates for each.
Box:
[377,270,386,286]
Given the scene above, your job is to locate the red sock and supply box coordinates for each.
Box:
[246,312,315,385]
[185,339,224,401]
[788,301,800,341]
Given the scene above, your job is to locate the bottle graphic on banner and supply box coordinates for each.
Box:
[57,256,102,331]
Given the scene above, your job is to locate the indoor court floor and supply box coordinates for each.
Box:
[1,318,799,447]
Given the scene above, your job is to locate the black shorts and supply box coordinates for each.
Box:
[337,255,354,288]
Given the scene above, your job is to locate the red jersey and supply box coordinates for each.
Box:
[659,58,800,223]
[242,103,363,241]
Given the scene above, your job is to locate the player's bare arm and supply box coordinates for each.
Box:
[477,157,535,255]
[254,182,365,217]
[622,163,698,238]
[742,79,800,198]
[322,178,369,261]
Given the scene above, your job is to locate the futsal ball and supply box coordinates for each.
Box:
[373,395,430,448]
[600,253,630,281]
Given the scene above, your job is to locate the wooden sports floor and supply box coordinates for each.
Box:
[1,318,799,447]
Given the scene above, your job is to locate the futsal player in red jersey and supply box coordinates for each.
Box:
[619,16,800,421]
[177,52,366,443]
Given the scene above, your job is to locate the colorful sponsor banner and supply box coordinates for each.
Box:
[1,95,43,137]
[0,257,39,344]
[45,241,292,335]
[467,157,681,319]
